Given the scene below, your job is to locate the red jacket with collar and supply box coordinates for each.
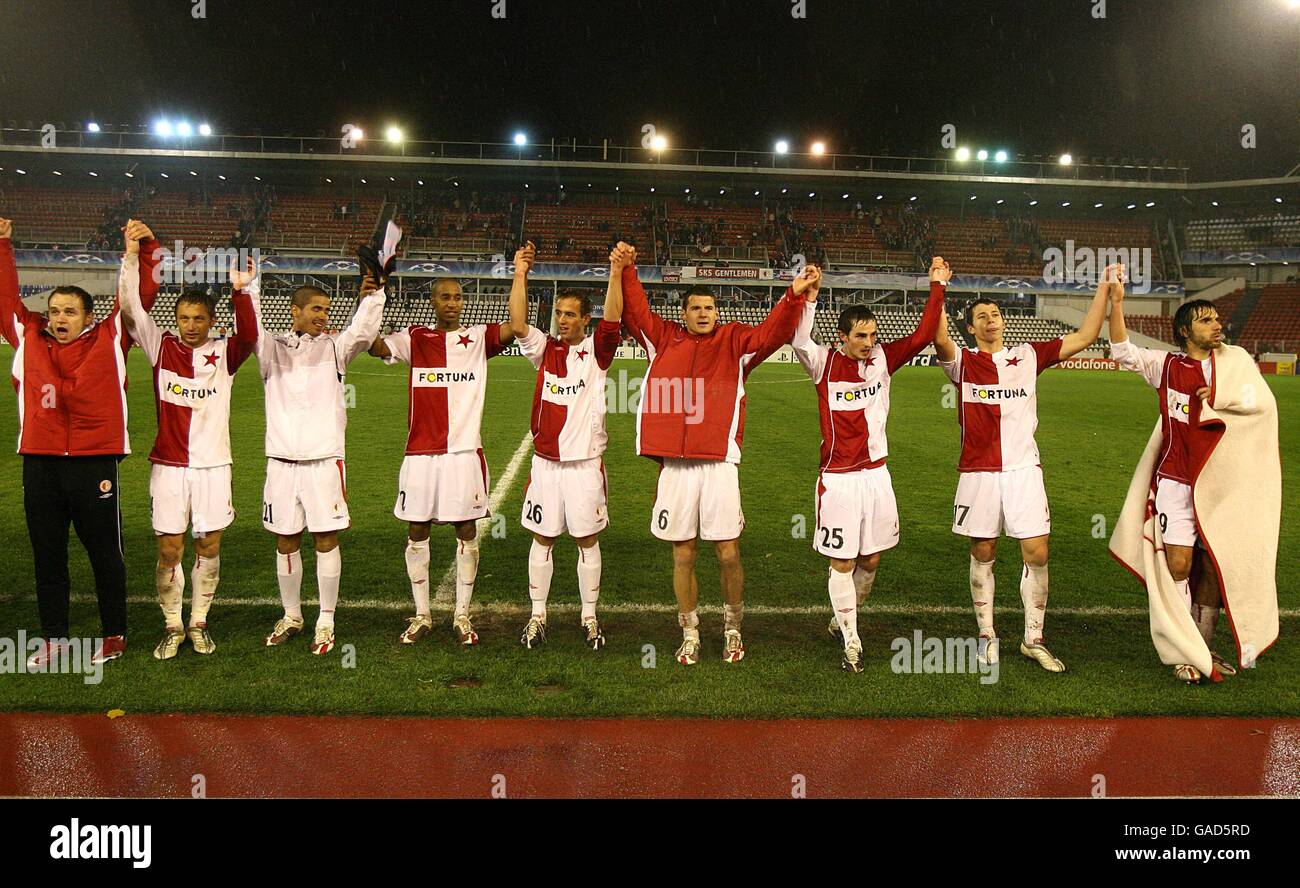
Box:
[1,238,161,456]
[621,264,804,464]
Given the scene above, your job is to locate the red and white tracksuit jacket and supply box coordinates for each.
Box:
[621,264,804,463]
[1,239,161,456]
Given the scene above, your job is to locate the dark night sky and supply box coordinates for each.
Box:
[1,0,1296,179]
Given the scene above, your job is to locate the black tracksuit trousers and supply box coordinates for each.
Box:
[22,455,128,638]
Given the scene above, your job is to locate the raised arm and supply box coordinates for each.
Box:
[0,217,41,347]
[1059,263,1120,360]
[789,269,828,381]
[1107,281,1168,389]
[227,255,260,373]
[336,275,388,367]
[118,222,163,364]
[618,243,669,351]
[933,298,958,364]
[740,264,821,364]
[883,257,949,374]
[507,240,536,339]
[604,242,630,324]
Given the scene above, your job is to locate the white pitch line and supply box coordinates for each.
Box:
[56,594,1300,619]
[433,430,535,603]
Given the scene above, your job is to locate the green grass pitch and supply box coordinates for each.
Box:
[0,343,1296,718]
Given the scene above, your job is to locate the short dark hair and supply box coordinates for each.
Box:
[683,285,715,309]
[963,297,1000,329]
[837,305,878,336]
[556,291,593,317]
[176,289,217,319]
[291,285,329,309]
[49,286,93,313]
[1172,299,1217,349]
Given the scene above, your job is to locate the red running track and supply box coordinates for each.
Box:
[1,713,1296,798]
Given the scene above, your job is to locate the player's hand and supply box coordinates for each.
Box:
[359,274,380,298]
[792,263,821,296]
[1103,263,1126,300]
[230,255,258,290]
[514,241,536,276]
[610,242,635,269]
[1195,385,1211,402]
[929,256,952,283]
[0,217,11,240]
[123,219,154,243]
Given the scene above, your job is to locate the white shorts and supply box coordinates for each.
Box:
[263,457,350,535]
[521,454,608,538]
[814,466,900,558]
[1155,477,1198,548]
[396,451,490,524]
[149,463,235,536]
[652,458,745,542]
[952,465,1051,540]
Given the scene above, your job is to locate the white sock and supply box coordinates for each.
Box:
[1174,578,1191,612]
[678,608,700,642]
[970,555,996,639]
[528,539,554,619]
[829,567,859,645]
[157,561,184,631]
[1019,562,1049,645]
[405,539,431,617]
[577,542,601,620]
[853,566,876,606]
[189,554,220,627]
[455,537,479,617]
[317,547,341,629]
[277,550,303,621]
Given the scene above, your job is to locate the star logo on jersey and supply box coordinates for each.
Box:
[457,335,473,347]
[203,352,220,366]
[1004,355,1022,367]
[576,349,588,360]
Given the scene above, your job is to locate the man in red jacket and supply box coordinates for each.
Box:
[619,242,819,665]
[0,216,160,667]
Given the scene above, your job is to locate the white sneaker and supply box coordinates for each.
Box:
[452,613,478,646]
[399,614,433,645]
[311,624,336,656]
[1019,641,1065,673]
[153,629,186,661]
[265,615,304,646]
[520,615,547,649]
[723,628,745,663]
[977,636,1000,666]
[26,638,74,670]
[841,639,864,674]
[675,636,700,666]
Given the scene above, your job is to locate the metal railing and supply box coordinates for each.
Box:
[0,128,1191,183]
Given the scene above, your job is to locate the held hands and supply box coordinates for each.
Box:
[610,241,636,270]
[230,255,258,290]
[0,217,11,240]
[514,240,536,277]
[359,274,381,299]
[122,219,154,256]
[792,263,822,297]
[1102,263,1126,302]
[929,256,952,284]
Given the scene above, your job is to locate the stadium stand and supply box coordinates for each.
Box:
[1184,213,1300,251]
[1237,283,1300,353]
